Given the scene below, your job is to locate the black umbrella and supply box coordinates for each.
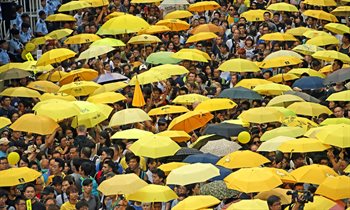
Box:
[190,134,224,150]
[218,87,262,100]
[323,68,350,85]
[285,91,320,103]
[166,147,202,162]
[204,123,247,139]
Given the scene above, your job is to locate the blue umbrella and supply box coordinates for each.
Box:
[183,153,220,164]
[292,76,325,90]
[210,166,232,181]
[219,87,262,100]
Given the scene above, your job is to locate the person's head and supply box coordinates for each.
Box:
[52,158,64,175]
[79,161,93,176]
[291,153,304,168]
[332,59,343,71]
[342,33,350,44]
[157,118,168,132]
[126,154,140,170]
[52,176,63,193]
[38,10,46,19]
[0,138,9,153]
[14,195,26,210]
[80,147,92,159]
[76,125,87,135]
[152,169,166,185]
[62,176,73,193]
[69,147,79,159]
[82,178,93,195]
[267,195,282,210]
[142,202,151,210]
[66,185,79,203]
[76,200,89,210]
[0,190,8,207]
[101,147,114,162]
[334,106,344,118]
[102,160,115,174]
[23,183,36,200]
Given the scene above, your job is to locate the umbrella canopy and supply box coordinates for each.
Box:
[285,91,320,103]
[290,164,338,185]
[186,32,218,43]
[331,6,350,16]
[172,94,209,105]
[164,10,193,19]
[97,173,147,195]
[90,38,125,47]
[217,150,270,169]
[286,27,312,36]
[46,13,76,21]
[200,139,242,157]
[191,23,223,34]
[172,49,208,62]
[303,30,330,39]
[282,116,318,131]
[36,48,76,66]
[287,102,332,117]
[260,32,297,41]
[183,153,220,164]
[59,68,98,85]
[156,19,190,31]
[95,73,128,84]
[0,69,31,80]
[315,124,350,148]
[278,137,330,153]
[172,195,220,210]
[255,188,292,205]
[288,68,325,78]
[64,33,101,45]
[97,14,150,35]
[292,44,325,55]
[33,99,80,121]
[58,81,101,96]
[58,1,91,11]
[325,23,350,35]
[127,184,178,202]
[194,98,237,112]
[259,56,302,68]
[268,73,299,83]
[0,167,42,187]
[204,123,247,139]
[76,46,115,61]
[292,76,325,90]
[320,117,350,125]
[47,28,73,40]
[37,71,68,82]
[253,83,292,95]
[166,163,220,185]
[146,52,181,64]
[39,93,76,101]
[304,196,337,210]
[227,199,269,210]
[239,107,284,124]
[200,181,240,200]
[267,94,305,107]
[71,102,112,128]
[129,70,169,85]
[27,81,60,93]
[260,126,305,141]
[0,117,11,129]
[168,110,213,133]
[323,68,350,85]
[303,10,338,22]
[10,113,59,135]
[218,58,260,73]
[315,176,350,200]
[148,64,189,77]
[304,0,336,6]
[127,34,162,45]
[224,167,282,193]
[312,50,350,63]
[138,25,171,35]
[109,108,151,127]
[169,148,203,163]
[257,136,296,152]
[267,2,298,12]
[306,35,340,46]
[0,87,41,98]
[91,82,128,95]
[148,105,189,116]
[267,168,297,183]
[241,9,270,22]
[111,128,152,140]
[158,162,189,175]
[157,130,191,143]
[87,92,126,104]
[327,90,350,101]
[129,135,180,158]
[188,1,220,12]
[218,87,262,100]
[81,0,109,7]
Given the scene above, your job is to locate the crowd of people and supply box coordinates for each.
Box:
[0,0,349,209]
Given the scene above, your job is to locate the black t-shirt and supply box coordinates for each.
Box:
[31,201,46,210]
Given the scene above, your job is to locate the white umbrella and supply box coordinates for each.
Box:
[200,139,242,157]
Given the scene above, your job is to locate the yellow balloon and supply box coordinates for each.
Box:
[238,131,251,144]
[8,152,20,165]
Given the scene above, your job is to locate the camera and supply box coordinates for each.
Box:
[287,190,314,204]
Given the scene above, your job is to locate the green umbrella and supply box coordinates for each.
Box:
[146,52,182,65]
[0,69,32,80]
[200,180,240,200]
[90,38,126,47]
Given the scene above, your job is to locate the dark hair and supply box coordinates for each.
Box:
[66,185,78,196]
[100,130,111,147]
[267,195,280,207]
[23,183,35,192]
[80,147,92,158]
[0,189,8,198]
[125,154,140,164]
[15,195,26,205]
[343,33,350,40]
[28,160,41,171]
[76,200,89,209]
[101,147,114,158]
[152,168,166,180]
[82,178,93,186]
[334,59,343,69]
[72,158,83,172]
[52,176,63,186]
[80,162,93,176]
[38,10,46,17]
[55,158,65,170]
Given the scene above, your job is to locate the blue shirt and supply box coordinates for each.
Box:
[0,151,6,158]
[20,30,32,44]
[9,38,23,55]
[10,12,22,29]
[35,19,48,35]
[0,49,10,65]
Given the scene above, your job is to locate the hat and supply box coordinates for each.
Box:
[41,186,55,195]
[0,138,9,145]
[24,145,40,154]
[139,64,147,71]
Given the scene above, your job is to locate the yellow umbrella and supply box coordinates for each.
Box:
[224,167,282,193]
[227,199,269,210]
[0,167,42,187]
[158,162,189,175]
[172,195,220,210]
[111,128,152,139]
[64,33,101,45]
[48,29,74,40]
[22,61,54,72]
[315,176,350,201]
[91,82,128,95]
[0,117,11,129]
[148,105,189,116]
[304,0,336,6]
[59,68,98,85]
[257,136,296,152]
[319,64,350,73]
[59,1,91,11]
[304,196,337,210]
[345,164,350,173]
[71,102,112,128]
[268,73,299,83]
[191,23,224,34]
[148,64,189,77]
[127,34,162,45]
[253,83,292,96]
[282,116,318,131]
[166,163,220,185]
[33,99,80,121]
[278,137,330,153]
[156,19,190,32]
[126,184,178,202]
[157,130,191,143]
[30,36,52,45]
[223,119,250,127]
[130,135,180,158]
[87,92,126,104]
[312,50,350,63]
[131,0,161,3]
[129,70,169,85]
[267,168,297,183]
[260,32,297,41]
[46,13,76,22]
[315,124,350,148]
[260,126,305,141]
[0,62,25,73]
[260,56,303,68]
[241,9,270,22]
[194,98,237,112]
[39,93,76,101]
[218,58,260,73]
[186,32,218,43]
[90,38,125,47]
[326,90,350,101]
[287,102,332,117]
[286,27,312,36]
[97,14,150,35]
[76,46,115,61]
[303,30,330,38]
[325,23,350,35]
[292,44,325,55]
[331,6,350,17]
[217,150,270,169]
[265,50,304,60]
[172,94,209,105]
[306,35,340,46]
[97,173,147,195]
[239,107,284,124]
[303,10,338,22]
[188,1,220,12]
[80,0,109,7]
[109,108,151,127]
[164,10,193,19]
[105,11,125,20]
[37,71,68,82]
[168,110,213,133]
[267,94,305,107]
[320,118,350,125]
[58,81,101,96]
[138,25,171,35]
[0,87,41,98]
[179,48,211,60]
[235,78,272,89]
[267,2,298,12]
[288,68,325,78]
[27,81,60,93]
[255,188,292,205]
[37,48,76,66]
[132,78,145,107]
[290,164,338,185]
[10,113,59,135]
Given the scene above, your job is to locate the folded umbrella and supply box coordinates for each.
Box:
[204,123,247,139]
[292,76,325,90]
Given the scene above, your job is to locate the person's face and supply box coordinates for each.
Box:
[24,187,35,200]
[83,183,92,194]
[142,203,151,210]
[31,164,39,171]
[187,73,195,82]
[62,181,70,192]
[51,161,61,175]
[319,159,329,166]
[69,148,78,159]
[152,202,162,210]
[262,27,269,35]
[172,35,180,44]
[102,163,111,173]
[101,151,108,161]
[0,196,7,207]
[69,192,79,202]
[294,157,304,168]
[270,201,282,210]
[0,158,8,170]
[213,69,220,78]
[128,159,138,170]
[152,174,163,185]
[15,199,26,210]
[199,18,206,24]
[19,159,28,167]
[334,107,344,118]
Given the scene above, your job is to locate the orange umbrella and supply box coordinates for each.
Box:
[168,110,213,133]
[191,23,224,34]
